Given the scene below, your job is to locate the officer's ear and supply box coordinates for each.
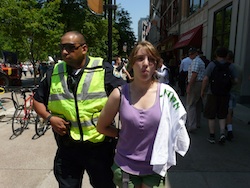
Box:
[81,44,88,54]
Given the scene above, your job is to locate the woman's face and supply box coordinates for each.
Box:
[132,48,156,82]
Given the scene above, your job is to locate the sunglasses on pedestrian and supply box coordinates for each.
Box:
[59,43,86,52]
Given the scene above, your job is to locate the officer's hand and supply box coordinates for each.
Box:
[49,116,70,136]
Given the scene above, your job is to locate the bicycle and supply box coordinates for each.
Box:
[10,85,50,137]
[0,87,18,122]
[11,86,38,136]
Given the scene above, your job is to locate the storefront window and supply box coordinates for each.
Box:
[161,0,179,32]
[212,3,232,58]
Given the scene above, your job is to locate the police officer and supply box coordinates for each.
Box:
[33,31,117,188]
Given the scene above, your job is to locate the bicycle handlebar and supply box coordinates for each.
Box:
[20,87,38,94]
[5,85,38,93]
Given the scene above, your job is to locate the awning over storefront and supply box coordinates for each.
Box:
[173,25,203,49]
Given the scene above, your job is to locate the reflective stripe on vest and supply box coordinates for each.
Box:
[48,57,107,143]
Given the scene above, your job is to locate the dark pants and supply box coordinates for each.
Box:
[54,135,116,188]
[179,71,188,96]
[23,71,27,76]
[169,66,177,86]
[204,94,230,119]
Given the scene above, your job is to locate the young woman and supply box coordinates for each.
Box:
[97,41,190,188]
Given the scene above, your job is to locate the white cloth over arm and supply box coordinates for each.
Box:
[150,84,190,177]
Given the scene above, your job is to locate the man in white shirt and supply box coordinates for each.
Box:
[22,64,29,77]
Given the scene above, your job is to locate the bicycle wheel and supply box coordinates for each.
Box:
[35,115,48,136]
[24,108,36,128]
[0,97,15,122]
[12,105,27,136]
[2,97,18,109]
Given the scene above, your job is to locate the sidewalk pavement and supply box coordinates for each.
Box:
[164,94,250,188]
[234,103,250,124]
[1,76,250,188]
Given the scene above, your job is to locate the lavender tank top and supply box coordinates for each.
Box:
[114,83,161,175]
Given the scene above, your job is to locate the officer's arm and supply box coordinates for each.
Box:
[33,67,69,136]
[33,99,51,120]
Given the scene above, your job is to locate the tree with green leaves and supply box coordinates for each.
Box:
[114,7,137,58]
[0,0,136,64]
[0,0,63,63]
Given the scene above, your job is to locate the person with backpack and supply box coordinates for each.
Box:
[201,47,237,144]
[186,48,205,132]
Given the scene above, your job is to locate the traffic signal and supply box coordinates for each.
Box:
[87,0,103,15]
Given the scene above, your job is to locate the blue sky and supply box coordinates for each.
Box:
[117,0,149,38]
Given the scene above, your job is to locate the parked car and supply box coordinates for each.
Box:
[0,51,22,86]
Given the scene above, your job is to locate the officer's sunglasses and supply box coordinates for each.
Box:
[59,43,85,52]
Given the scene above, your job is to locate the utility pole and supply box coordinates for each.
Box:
[105,0,117,63]
[107,0,113,64]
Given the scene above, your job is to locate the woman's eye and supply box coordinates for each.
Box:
[137,57,144,61]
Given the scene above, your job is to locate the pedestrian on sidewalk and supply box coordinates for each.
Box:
[33,31,124,188]
[113,55,133,82]
[155,58,170,84]
[226,50,243,141]
[28,64,34,76]
[186,47,205,132]
[179,53,192,96]
[22,63,28,77]
[198,50,210,68]
[201,47,237,144]
[97,41,190,188]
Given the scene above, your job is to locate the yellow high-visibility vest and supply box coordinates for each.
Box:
[48,57,107,143]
